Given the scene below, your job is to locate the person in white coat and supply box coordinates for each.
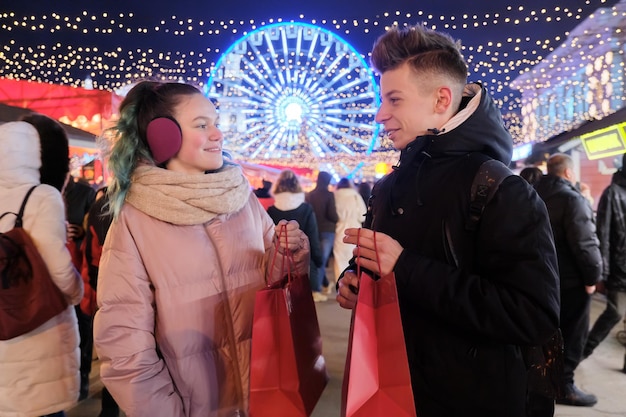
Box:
[332,178,367,284]
[0,118,83,417]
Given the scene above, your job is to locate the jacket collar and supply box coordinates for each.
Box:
[273,192,305,211]
[613,169,626,188]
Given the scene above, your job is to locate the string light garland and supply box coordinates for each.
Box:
[511,2,626,143]
[0,0,622,176]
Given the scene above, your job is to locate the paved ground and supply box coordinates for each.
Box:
[68,292,626,417]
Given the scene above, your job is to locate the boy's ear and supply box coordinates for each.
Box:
[564,167,577,184]
[434,87,453,113]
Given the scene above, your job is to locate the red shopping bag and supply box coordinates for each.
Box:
[249,225,328,417]
[341,230,417,417]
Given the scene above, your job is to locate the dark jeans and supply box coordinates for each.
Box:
[75,305,94,396]
[317,232,335,289]
[309,263,320,292]
[560,286,591,386]
[585,290,626,355]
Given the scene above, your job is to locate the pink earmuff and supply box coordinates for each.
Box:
[145,117,182,164]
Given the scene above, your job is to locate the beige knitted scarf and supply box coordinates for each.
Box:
[126,163,251,225]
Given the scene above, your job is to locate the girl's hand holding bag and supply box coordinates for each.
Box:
[249,224,328,417]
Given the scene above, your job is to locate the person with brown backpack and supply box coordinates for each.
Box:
[0,117,83,417]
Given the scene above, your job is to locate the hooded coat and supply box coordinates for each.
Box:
[333,187,366,280]
[305,172,338,234]
[0,122,83,417]
[268,191,323,269]
[594,169,626,290]
[534,174,601,290]
[360,84,560,416]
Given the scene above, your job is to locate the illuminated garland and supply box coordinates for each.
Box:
[0,0,621,156]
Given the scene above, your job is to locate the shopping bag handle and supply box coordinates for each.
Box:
[356,228,382,280]
[268,223,296,286]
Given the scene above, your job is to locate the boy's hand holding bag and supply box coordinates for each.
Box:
[341,229,417,417]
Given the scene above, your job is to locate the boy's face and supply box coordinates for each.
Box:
[375,62,443,150]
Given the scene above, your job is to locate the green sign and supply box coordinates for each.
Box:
[580,122,626,160]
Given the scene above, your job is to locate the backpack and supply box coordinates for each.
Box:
[0,186,68,340]
[467,156,564,399]
[466,156,513,231]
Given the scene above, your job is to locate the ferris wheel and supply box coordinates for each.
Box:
[207,22,380,178]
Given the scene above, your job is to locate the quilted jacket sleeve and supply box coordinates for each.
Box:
[394,175,560,345]
[563,192,602,286]
[593,186,612,280]
[93,209,184,417]
[29,185,83,305]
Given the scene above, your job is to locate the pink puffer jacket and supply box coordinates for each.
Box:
[94,194,309,417]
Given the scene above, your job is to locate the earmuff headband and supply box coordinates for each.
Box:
[145,116,182,164]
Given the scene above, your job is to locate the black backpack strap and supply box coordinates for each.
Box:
[466,158,513,231]
[14,186,39,229]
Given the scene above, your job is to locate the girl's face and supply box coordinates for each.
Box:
[165,93,224,174]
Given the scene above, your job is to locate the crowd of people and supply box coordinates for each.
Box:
[0,22,625,417]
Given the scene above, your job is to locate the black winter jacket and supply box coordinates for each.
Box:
[534,175,602,289]
[64,177,96,228]
[306,173,338,234]
[596,170,626,291]
[267,202,323,268]
[358,84,560,416]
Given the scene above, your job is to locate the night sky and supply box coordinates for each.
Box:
[1,0,622,156]
[3,0,620,97]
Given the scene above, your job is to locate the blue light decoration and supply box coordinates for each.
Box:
[207,22,380,178]
[511,142,533,161]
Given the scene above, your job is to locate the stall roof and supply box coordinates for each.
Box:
[0,102,96,148]
[525,106,626,165]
